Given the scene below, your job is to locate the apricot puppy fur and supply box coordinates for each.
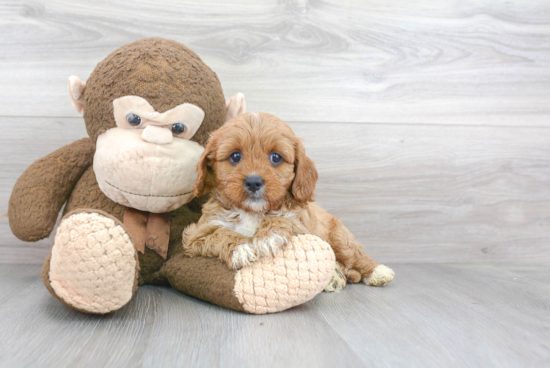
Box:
[183,112,394,287]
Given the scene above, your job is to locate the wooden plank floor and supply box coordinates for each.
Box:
[0,264,548,368]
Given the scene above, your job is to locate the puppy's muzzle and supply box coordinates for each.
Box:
[244,175,264,194]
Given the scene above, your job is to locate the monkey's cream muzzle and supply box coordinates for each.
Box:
[94,127,204,213]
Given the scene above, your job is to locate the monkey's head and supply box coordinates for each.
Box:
[68,38,245,213]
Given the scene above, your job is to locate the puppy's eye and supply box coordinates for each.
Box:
[270,152,283,166]
[229,151,242,165]
[127,113,142,127]
[171,123,186,134]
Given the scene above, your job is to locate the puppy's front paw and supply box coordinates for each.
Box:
[230,243,258,270]
[252,231,290,257]
[363,265,395,286]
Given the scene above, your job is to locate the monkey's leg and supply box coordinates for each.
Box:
[42,209,139,314]
[329,217,394,286]
[163,234,336,314]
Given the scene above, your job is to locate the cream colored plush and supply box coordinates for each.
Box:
[113,96,205,140]
[234,234,336,314]
[68,75,86,115]
[49,212,137,314]
[225,93,246,123]
[94,128,205,213]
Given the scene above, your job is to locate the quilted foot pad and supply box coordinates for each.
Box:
[49,212,137,314]
[234,234,336,314]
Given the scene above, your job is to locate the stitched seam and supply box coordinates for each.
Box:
[147,144,159,208]
[105,180,192,198]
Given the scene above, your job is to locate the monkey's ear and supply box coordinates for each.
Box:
[225,93,246,122]
[68,75,87,115]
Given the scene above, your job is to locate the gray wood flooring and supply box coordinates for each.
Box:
[0,264,548,368]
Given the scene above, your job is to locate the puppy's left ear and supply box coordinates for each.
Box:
[292,139,318,204]
[194,136,217,197]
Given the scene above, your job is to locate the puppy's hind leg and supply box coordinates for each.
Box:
[329,217,394,286]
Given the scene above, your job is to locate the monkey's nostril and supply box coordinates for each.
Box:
[244,175,264,193]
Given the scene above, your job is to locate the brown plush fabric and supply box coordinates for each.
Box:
[9,138,95,241]
[162,254,246,313]
[145,212,171,259]
[63,165,125,220]
[123,207,149,253]
[83,37,226,145]
[124,209,172,259]
[9,38,246,313]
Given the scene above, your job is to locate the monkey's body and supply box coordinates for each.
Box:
[9,38,336,315]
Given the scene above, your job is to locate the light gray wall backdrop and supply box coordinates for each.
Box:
[1,0,549,264]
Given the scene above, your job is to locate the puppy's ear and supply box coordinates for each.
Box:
[291,139,318,203]
[194,136,217,197]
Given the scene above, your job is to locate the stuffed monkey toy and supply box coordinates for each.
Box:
[8,38,335,314]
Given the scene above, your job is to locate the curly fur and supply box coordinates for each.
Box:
[183,112,393,286]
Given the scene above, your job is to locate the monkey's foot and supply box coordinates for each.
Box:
[363,264,395,286]
[324,263,347,292]
[44,210,138,314]
[165,234,335,314]
[234,234,335,314]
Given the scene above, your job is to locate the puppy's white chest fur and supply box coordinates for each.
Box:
[211,209,263,237]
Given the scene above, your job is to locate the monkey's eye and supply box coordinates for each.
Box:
[270,152,283,166]
[229,151,242,165]
[127,113,142,127]
[171,123,186,134]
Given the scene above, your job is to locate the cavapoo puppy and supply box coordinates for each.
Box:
[183,112,394,288]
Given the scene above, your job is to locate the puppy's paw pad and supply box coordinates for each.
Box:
[363,265,395,286]
[253,232,289,257]
[324,266,347,292]
[231,243,257,269]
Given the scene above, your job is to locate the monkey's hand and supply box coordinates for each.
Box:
[9,138,95,242]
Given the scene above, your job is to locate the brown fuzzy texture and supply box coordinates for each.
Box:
[186,112,380,284]
[63,166,125,219]
[9,38,248,312]
[9,138,95,241]
[83,37,225,145]
[162,253,247,313]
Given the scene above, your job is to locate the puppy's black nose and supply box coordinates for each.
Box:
[244,175,264,193]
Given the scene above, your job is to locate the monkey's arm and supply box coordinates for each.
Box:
[9,138,95,241]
